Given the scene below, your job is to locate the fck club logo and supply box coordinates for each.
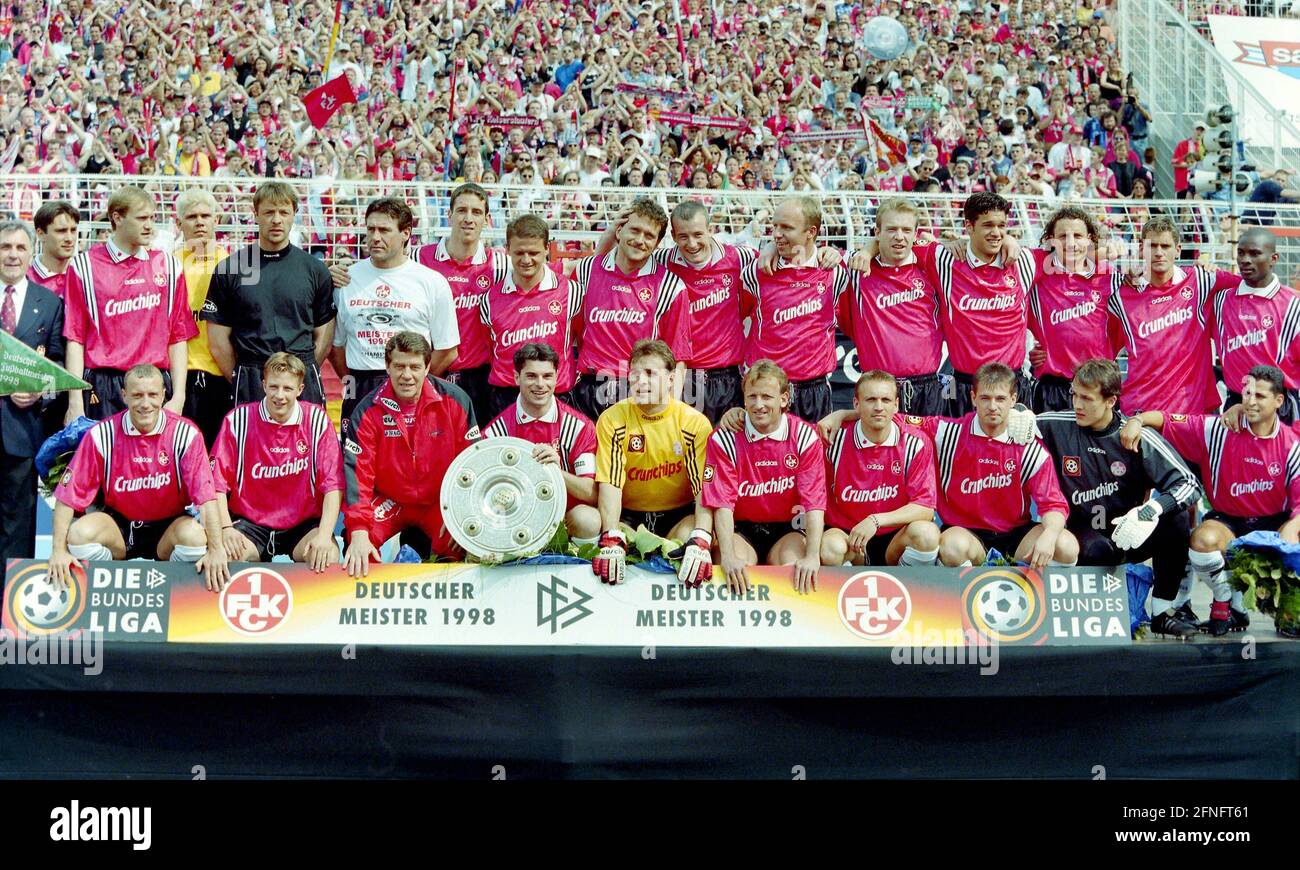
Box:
[783,453,798,469]
[477,275,490,289]
[548,300,562,315]
[638,287,653,303]
[220,568,293,636]
[320,94,337,111]
[838,571,912,640]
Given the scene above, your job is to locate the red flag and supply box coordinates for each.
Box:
[303,74,356,130]
[870,119,908,169]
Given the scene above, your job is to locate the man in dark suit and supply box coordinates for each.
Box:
[0,221,66,573]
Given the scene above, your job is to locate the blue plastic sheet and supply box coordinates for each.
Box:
[35,415,94,478]
[1228,531,1300,572]
[1126,564,1153,636]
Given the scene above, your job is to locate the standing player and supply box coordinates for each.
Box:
[175,189,231,447]
[209,353,343,572]
[741,196,848,424]
[569,198,692,423]
[692,361,826,594]
[1212,228,1300,421]
[63,186,195,422]
[1108,215,1238,415]
[46,365,228,591]
[483,343,600,540]
[480,215,581,421]
[30,200,79,299]
[821,371,941,568]
[1033,359,1203,637]
[412,183,509,426]
[204,181,337,406]
[342,332,478,577]
[1024,206,1116,412]
[1122,365,1300,635]
[331,197,459,422]
[922,192,1037,416]
[917,363,1077,568]
[835,199,947,415]
[590,340,711,585]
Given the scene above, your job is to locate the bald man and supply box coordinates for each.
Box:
[1212,228,1300,423]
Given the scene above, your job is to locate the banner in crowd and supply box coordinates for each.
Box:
[650,110,749,130]
[615,83,693,103]
[1207,15,1300,148]
[463,114,542,129]
[782,129,866,144]
[2,560,1131,648]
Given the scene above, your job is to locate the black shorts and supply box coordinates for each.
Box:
[789,376,832,425]
[1032,373,1074,414]
[234,360,324,406]
[969,522,1038,561]
[733,519,803,561]
[341,369,389,426]
[1203,510,1290,539]
[84,368,174,421]
[685,365,743,425]
[444,363,492,428]
[185,369,233,448]
[621,504,695,538]
[106,509,181,560]
[1225,389,1297,425]
[571,373,627,423]
[897,373,948,417]
[231,516,322,561]
[950,370,1035,418]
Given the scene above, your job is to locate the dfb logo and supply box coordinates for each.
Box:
[219,568,293,636]
[837,571,912,640]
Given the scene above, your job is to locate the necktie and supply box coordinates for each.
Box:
[1,286,15,334]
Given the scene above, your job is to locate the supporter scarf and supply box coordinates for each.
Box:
[652,110,747,130]
[615,83,692,103]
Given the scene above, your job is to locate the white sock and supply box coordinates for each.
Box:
[1170,571,1195,609]
[1188,548,1231,602]
[68,542,112,562]
[899,546,939,566]
[1048,558,1078,567]
[571,536,599,546]
[1151,596,1174,617]
[958,559,973,568]
[169,544,207,563]
[1230,589,1245,612]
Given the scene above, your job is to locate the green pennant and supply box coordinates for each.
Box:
[0,331,89,396]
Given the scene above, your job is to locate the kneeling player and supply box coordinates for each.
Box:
[209,353,343,574]
[342,332,479,576]
[1123,365,1300,635]
[822,371,941,567]
[484,342,601,540]
[47,364,228,590]
[689,361,825,594]
[591,340,712,585]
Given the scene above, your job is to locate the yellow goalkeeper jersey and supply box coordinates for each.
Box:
[595,398,712,512]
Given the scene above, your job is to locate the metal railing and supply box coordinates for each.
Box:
[6,173,1300,281]
[1172,0,1300,35]
[1118,0,1300,196]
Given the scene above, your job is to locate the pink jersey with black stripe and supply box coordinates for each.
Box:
[27,260,68,300]
[825,420,937,532]
[656,241,755,369]
[480,267,581,392]
[484,398,597,509]
[836,257,943,377]
[54,409,215,520]
[912,412,1068,533]
[210,400,344,529]
[1210,277,1300,393]
[702,414,827,523]
[413,239,509,371]
[571,252,692,377]
[918,242,1036,374]
[741,259,848,382]
[1106,266,1238,414]
[62,241,197,369]
[1161,413,1300,518]
[1026,249,1113,378]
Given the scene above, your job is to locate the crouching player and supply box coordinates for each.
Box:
[687,361,826,594]
[342,332,479,577]
[822,371,941,567]
[209,353,343,574]
[483,343,601,540]
[1122,365,1300,635]
[591,340,712,585]
[47,364,228,590]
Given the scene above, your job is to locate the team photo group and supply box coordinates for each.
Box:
[2,175,1297,640]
